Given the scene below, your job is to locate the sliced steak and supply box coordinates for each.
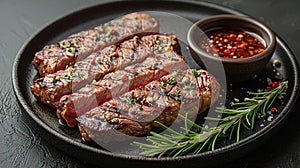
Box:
[32,12,159,76]
[30,34,180,108]
[57,51,186,127]
[77,69,220,142]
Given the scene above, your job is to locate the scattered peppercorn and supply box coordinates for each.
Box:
[272,81,279,88]
[111,100,117,106]
[111,51,119,57]
[270,107,277,113]
[273,59,281,67]
[110,29,116,34]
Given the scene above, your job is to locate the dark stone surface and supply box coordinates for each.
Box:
[1,0,300,167]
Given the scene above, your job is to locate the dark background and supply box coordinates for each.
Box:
[1,0,300,167]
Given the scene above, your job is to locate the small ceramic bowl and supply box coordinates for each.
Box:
[187,14,276,82]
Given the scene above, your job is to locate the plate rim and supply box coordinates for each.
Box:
[11,0,300,163]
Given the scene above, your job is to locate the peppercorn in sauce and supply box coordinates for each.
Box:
[200,29,266,58]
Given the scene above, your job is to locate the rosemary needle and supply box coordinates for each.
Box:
[131,81,287,158]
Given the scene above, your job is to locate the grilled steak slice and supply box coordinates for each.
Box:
[32,12,159,76]
[77,69,220,142]
[57,51,186,127]
[77,92,180,142]
[30,34,180,108]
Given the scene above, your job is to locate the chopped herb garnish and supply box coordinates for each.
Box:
[168,55,173,61]
[69,73,75,78]
[185,84,194,90]
[167,41,172,47]
[96,36,101,41]
[139,107,144,111]
[69,62,75,67]
[77,72,81,78]
[105,32,111,37]
[174,96,182,101]
[60,41,67,49]
[167,78,175,85]
[98,27,104,33]
[98,58,109,64]
[155,45,162,51]
[68,47,75,53]
[51,57,57,62]
[175,69,182,74]
[154,62,162,67]
[145,65,154,70]
[121,97,137,104]
[76,41,81,47]
[97,58,102,64]
[127,73,133,77]
[115,73,123,81]
[171,70,182,78]
[192,69,201,77]
[156,40,161,45]
[177,90,182,96]
[161,83,167,89]
[130,53,136,60]
[68,72,83,79]
[177,81,184,85]
[130,99,137,104]
[66,79,71,83]
[67,42,72,48]
[52,78,58,84]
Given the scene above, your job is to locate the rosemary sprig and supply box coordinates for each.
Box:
[132,81,287,158]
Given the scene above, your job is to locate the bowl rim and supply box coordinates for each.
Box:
[187,14,276,64]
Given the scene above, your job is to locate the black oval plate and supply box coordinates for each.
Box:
[12,1,299,167]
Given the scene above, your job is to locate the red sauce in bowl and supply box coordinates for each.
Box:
[200,29,266,59]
